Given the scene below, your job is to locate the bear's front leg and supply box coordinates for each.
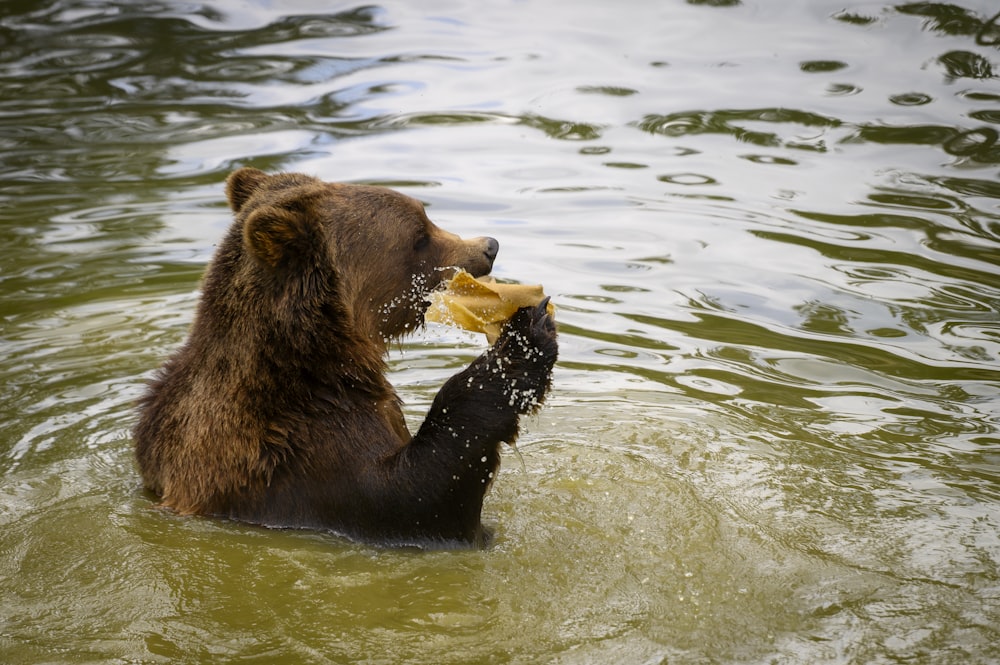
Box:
[422,297,557,443]
[389,299,557,543]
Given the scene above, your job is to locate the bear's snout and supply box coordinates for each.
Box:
[464,236,499,278]
[483,236,499,266]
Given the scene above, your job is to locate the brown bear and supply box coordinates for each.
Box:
[134,167,557,547]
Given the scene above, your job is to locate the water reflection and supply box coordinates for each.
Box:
[2,0,999,662]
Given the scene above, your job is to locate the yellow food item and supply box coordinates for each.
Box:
[425,270,555,343]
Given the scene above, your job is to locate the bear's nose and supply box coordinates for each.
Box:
[483,237,499,264]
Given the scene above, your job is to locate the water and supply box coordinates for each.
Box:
[2,0,999,662]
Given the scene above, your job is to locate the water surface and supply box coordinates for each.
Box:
[2,1,999,663]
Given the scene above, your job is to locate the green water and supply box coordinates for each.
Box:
[2,1,999,663]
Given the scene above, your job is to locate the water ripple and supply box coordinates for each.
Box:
[2,1,1000,661]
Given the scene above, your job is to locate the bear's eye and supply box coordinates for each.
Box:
[414,234,431,251]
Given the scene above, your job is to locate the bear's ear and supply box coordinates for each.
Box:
[243,193,323,269]
[226,167,269,212]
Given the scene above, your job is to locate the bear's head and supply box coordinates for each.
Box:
[222,167,499,344]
